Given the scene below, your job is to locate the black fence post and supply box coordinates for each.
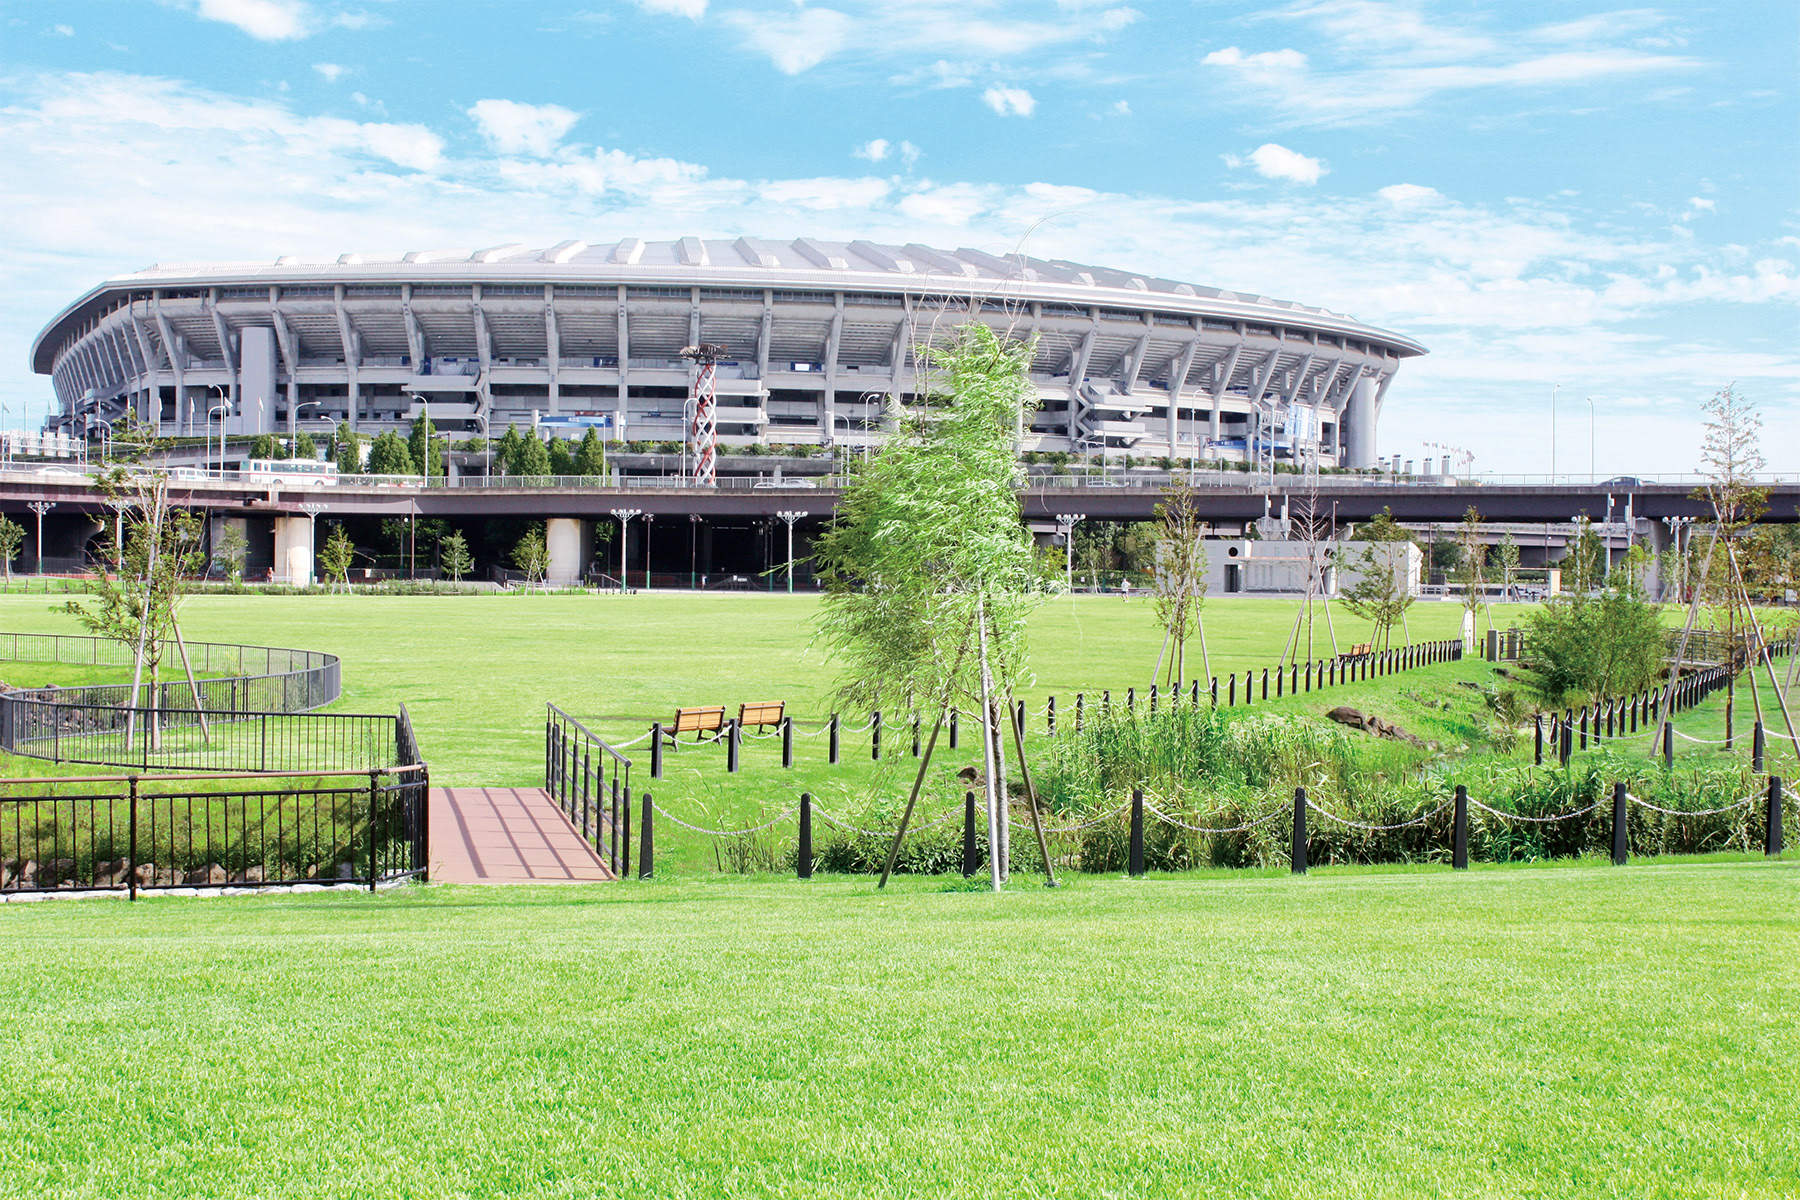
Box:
[782,717,794,769]
[610,777,621,875]
[1191,679,1200,705]
[650,723,663,779]
[727,719,740,773]
[1290,787,1308,875]
[1127,687,1135,713]
[1453,785,1469,870]
[950,707,959,748]
[1129,789,1145,878]
[1047,696,1056,736]
[962,790,978,876]
[1534,715,1544,766]
[1766,776,1784,857]
[367,769,381,893]
[871,710,881,760]
[621,789,632,878]
[1149,684,1157,715]
[1209,678,1218,706]
[1752,722,1765,773]
[127,774,139,902]
[1228,674,1237,706]
[1610,781,1628,866]
[1276,666,1284,698]
[1560,716,1573,766]
[1662,722,1674,767]
[1261,668,1269,701]
[639,792,654,879]
[1305,662,1313,692]
[1076,693,1085,732]
[911,715,921,758]
[829,713,840,764]
[797,792,813,879]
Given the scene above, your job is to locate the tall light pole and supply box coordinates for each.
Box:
[301,502,328,587]
[291,399,321,454]
[103,497,131,571]
[1585,396,1595,484]
[28,501,55,575]
[643,513,655,589]
[609,508,640,590]
[776,510,807,593]
[689,513,702,589]
[208,401,231,477]
[1549,383,1558,480]
[1056,513,1085,594]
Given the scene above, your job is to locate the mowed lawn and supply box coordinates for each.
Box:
[1,864,1795,1198]
[0,592,1524,788]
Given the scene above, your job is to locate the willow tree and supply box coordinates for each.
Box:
[812,321,1052,890]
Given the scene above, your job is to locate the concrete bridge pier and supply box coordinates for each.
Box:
[272,515,315,586]
[546,517,592,587]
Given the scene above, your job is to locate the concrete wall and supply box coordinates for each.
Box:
[1208,538,1421,596]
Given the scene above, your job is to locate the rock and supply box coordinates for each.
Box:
[1457,680,1481,690]
[39,859,75,887]
[1326,706,1425,747]
[241,865,265,884]
[335,862,356,880]
[93,858,129,887]
[128,863,157,887]
[1,859,33,889]
[183,863,228,886]
[153,868,178,887]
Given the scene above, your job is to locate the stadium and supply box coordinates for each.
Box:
[31,237,1425,471]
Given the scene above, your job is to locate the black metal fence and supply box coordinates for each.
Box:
[546,703,632,878]
[0,765,428,897]
[0,632,346,770]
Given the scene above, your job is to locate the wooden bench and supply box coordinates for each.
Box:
[737,701,786,730]
[667,705,727,744]
[1338,643,1371,662]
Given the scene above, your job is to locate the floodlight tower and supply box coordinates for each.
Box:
[680,342,727,487]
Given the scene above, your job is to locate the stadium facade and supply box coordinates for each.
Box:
[31,237,1425,469]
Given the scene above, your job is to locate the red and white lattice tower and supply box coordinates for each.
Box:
[682,342,724,486]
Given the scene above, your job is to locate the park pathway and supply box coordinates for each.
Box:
[428,787,616,884]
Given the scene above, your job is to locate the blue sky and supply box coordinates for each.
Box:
[2,0,1794,473]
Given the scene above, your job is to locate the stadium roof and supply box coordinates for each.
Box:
[34,237,1426,373]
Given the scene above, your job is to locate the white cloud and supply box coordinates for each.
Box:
[900,141,922,168]
[0,68,1792,472]
[723,8,854,75]
[1111,99,1131,116]
[466,99,581,157]
[1680,196,1716,221]
[1202,46,1308,70]
[854,139,890,163]
[192,0,311,41]
[1378,182,1439,203]
[983,86,1037,117]
[312,63,345,83]
[53,24,74,36]
[629,0,707,17]
[1242,143,1326,184]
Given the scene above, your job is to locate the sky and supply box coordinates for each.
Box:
[1,0,1795,475]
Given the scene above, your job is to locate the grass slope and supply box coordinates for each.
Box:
[2,865,1795,1198]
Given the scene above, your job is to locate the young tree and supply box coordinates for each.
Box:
[1453,506,1489,642]
[0,514,23,582]
[1519,576,1665,708]
[813,321,1047,890]
[440,529,474,582]
[1493,533,1521,601]
[512,524,548,591]
[1352,506,1414,544]
[292,430,319,460]
[574,427,607,477]
[407,414,445,478]
[496,424,525,476]
[1150,481,1209,685]
[212,523,248,585]
[1338,541,1416,652]
[366,430,414,476]
[333,422,363,475]
[1561,518,1604,594]
[249,433,280,460]
[317,523,355,592]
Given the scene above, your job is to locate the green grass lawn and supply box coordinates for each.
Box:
[1,864,1794,1198]
[0,592,1522,790]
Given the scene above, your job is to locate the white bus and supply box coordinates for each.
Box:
[242,459,340,487]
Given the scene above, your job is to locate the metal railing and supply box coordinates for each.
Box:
[0,763,429,897]
[546,703,633,878]
[0,632,343,769]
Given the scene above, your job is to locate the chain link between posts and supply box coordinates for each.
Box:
[1302,797,1456,832]
[1625,791,1759,817]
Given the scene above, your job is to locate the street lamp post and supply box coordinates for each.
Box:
[1056,513,1085,594]
[300,502,328,587]
[1585,396,1595,484]
[609,508,641,591]
[291,399,322,456]
[643,513,655,589]
[689,513,702,589]
[103,497,131,571]
[776,510,808,593]
[27,501,55,576]
[208,400,231,478]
